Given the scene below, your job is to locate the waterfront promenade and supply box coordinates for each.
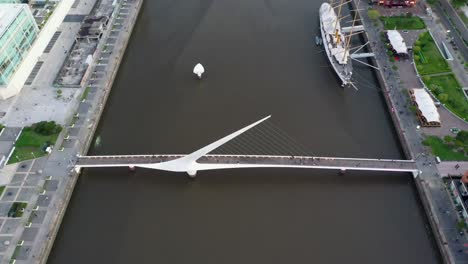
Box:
[355,1,468,262]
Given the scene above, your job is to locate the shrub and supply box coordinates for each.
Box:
[417,65,424,71]
[413,46,421,53]
[414,55,420,61]
[368,9,381,21]
[32,121,62,136]
[455,140,465,148]
[438,93,448,102]
[429,84,444,95]
[422,75,431,82]
[444,135,454,143]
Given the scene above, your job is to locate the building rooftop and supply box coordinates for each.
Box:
[387,30,408,54]
[0,4,25,37]
[412,88,440,123]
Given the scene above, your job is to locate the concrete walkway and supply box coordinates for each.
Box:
[438,161,468,176]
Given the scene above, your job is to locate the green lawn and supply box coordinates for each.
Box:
[380,16,426,30]
[8,129,60,164]
[423,74,468,120]
[423,136,468,161]
[414,32,451,75]
[81,86,91,101]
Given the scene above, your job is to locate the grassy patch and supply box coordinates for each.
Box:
[11,245,21,260]
[460,12,468,26]
[380,16,426,29]
[8,128,60,164]
[0,186,4,197]
[8,202,27,218]
[414,32,450,75]
[423,74,468,120]
[423,136,468,161]
[81,86,91,101]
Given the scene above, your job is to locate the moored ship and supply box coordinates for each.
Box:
[319,2,353,87]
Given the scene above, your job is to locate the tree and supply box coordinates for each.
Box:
[438,93,448,102]
[456,130,468,145]
[452,0,467,8]
[413,46,421,53]
[429,84,443,95]
[368,9,381,21]
[444,135,454,143]
[33,121,62,136]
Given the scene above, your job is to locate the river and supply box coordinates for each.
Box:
[48,0,441,263]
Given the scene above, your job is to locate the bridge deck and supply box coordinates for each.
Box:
[76,155,417,172]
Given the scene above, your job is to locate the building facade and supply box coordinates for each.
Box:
[0,4,38,86]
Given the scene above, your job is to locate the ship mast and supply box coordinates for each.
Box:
[343,0,361,62]
[333,0,344,44]
[332,0,352,44]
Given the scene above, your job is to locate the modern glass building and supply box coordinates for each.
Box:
[0,4,38,86]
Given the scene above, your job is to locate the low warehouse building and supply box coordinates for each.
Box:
[409,88,441,127]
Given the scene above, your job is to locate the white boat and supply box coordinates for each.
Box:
[319,2,353,87]
[193,63,205,79]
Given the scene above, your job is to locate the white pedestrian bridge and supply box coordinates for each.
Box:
[75,116,418,177]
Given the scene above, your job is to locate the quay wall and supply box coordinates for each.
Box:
[36,0,145,263]
[349,2,451,263]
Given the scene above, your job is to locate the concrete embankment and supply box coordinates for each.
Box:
[37,0,144,263]
[350,1,451,263]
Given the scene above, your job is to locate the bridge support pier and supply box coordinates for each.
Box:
[187,170,197,178]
